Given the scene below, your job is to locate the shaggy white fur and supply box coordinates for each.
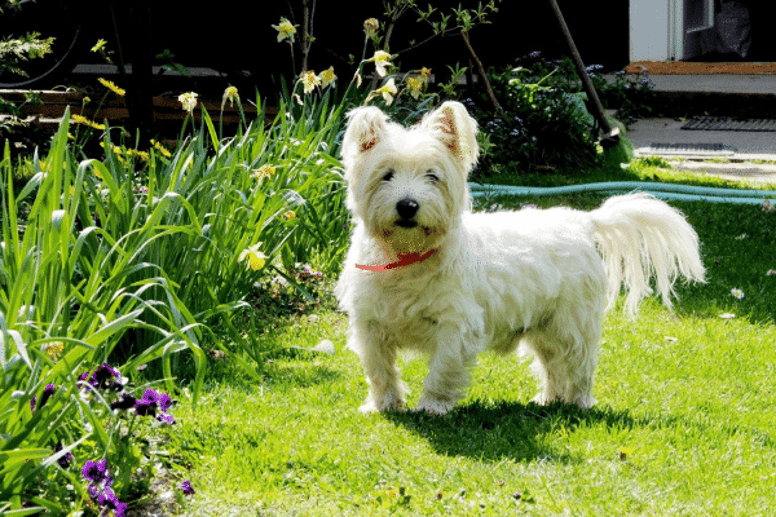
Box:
[335,101,706,415]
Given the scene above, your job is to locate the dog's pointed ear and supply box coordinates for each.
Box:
[342,106,390,163]
[422,101,479,171]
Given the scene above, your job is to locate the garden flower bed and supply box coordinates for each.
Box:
[3,6,774,515]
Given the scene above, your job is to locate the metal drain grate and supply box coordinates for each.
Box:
[640,143,735,156]
[682,117,776,132]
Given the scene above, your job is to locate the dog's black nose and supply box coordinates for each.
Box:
[396,198,419,220]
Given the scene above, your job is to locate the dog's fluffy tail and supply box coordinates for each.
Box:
[590,192,705,313]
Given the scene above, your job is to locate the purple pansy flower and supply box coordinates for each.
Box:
[134,388,175,424]
[81,459,109,482]
[55,441,72,469]
[78,363,124,391]
[98,487,127,517]
[82,458,127,515]
[31,384,56,413]
[180,480,195,495]
[82,458,113,498]
[110,393,138,411]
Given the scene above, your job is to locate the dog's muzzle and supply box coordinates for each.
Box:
[395,198,419,228]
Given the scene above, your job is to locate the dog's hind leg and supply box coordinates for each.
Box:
[349,320,407,413]
[523,312,601,409]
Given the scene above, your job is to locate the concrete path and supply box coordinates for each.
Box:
[601,72,776,184]
[638,73,776,95]
[624,116,776,184]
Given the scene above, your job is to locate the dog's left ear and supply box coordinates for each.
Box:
[422,101,479,171]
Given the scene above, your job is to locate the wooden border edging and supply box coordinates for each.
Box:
[0,89,277,134]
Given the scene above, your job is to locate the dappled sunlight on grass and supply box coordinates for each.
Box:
[173,294,775,515]
[167,186,776,515]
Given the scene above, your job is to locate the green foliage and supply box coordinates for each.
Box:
[356,0,501,55]
[0,117,195,512]
[0,31,53,78]
[594,70,658,125]
[469,55,600,177]
[271,81,354,273]
[0,85,350,512]
[0,31,52,146]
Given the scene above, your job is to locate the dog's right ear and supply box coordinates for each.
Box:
[342,106,390,162]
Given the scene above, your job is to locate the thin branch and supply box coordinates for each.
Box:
[301,0,310,72]
[460,29,501,111]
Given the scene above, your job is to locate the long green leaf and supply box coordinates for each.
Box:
[84,308,145,348]
[201,105,220,152]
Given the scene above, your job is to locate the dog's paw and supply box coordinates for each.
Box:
[530,392,556,406]
[359,401,382,414]
[531,392,597,409]
[414,394,456,416]
[359,396,406,414]
[573,394,597,409]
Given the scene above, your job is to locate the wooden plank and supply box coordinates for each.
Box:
[18,105,130,120]
[626,61,776,75]
[1,89,261,114]
[2,89,279,135]
[153,113,244,124]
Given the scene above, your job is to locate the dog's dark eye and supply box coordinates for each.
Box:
[382,171,394,182]
[427,172,439,183]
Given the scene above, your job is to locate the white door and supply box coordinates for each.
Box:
[630,0,715,62]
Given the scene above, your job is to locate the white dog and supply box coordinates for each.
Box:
[335,101,705,415]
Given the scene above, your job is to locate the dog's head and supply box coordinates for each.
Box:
[341,101,479,255]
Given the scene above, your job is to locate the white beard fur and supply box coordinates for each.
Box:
[335,101,706,415]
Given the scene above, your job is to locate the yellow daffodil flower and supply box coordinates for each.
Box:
[239,243,267,271]
[368,50,394,77]
[301,70,321,94]
[321,67,337,88]
[272,17,298,43]
[363,18,379,39]
[222,86,239,108]
[367,78,398,106]
[406,76,424,99]
[252,164,276,181]
[178,92,198,113]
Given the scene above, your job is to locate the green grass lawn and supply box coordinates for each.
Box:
[163,182,776,515]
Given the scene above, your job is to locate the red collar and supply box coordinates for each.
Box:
[355,249,437,272]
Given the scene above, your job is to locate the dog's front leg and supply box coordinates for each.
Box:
[350,320,407,413]
[415,324,477,416]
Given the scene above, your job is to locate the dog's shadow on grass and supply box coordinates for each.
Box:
[385,400,638,464]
